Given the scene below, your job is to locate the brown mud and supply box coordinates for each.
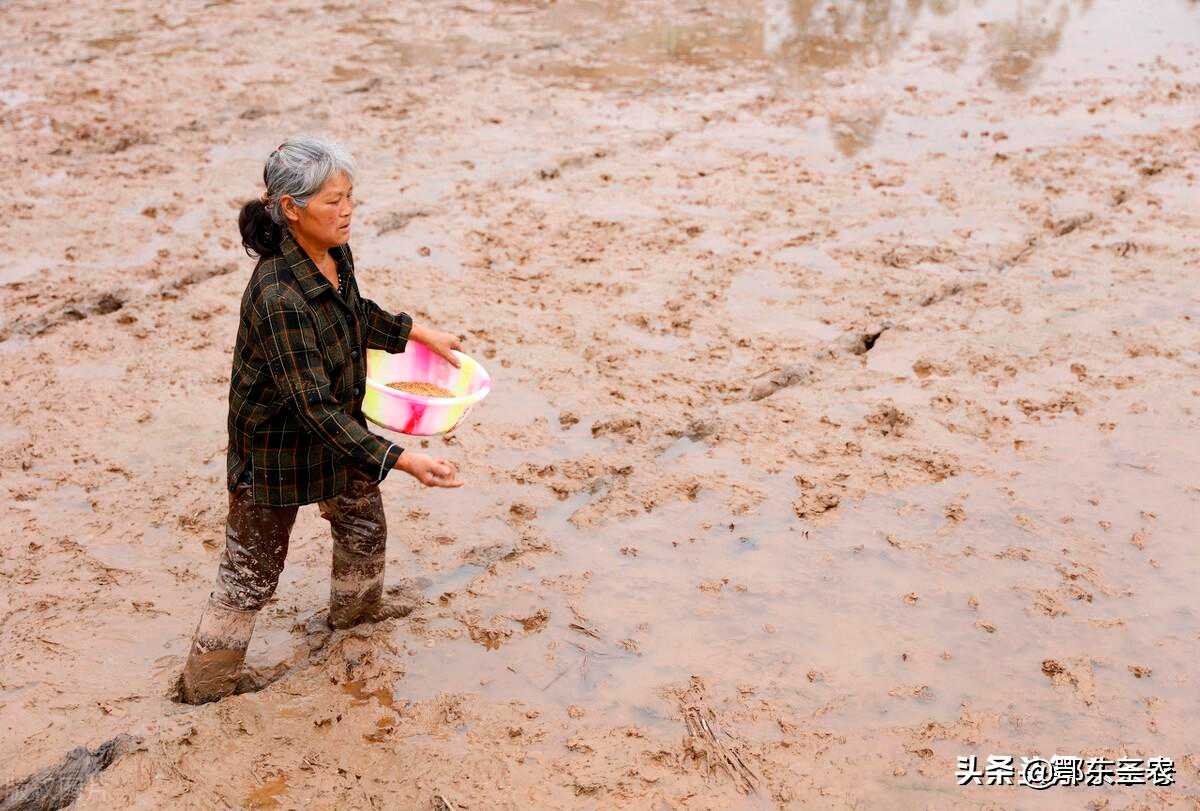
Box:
[1,0,1198,808]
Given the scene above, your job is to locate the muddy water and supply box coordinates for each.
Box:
[532,0,1200,153]
[2,0,1198,807]
[397,395,1197,779]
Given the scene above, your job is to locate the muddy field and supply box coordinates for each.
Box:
[1,0,1198,807]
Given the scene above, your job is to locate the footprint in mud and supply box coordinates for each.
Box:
[1040,657,1096,706]
[245,773,288,809]
[299,579,431,654]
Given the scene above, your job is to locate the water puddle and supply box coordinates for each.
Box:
[536,0,1199,86]
[0,251,64,285]
[423,562,488,601]
[386,386,1198,755]
[774,244,847,279]
[0,88,34,107]
[658,435,707,462]
[523,0,1199,157]
[724,262,843,343]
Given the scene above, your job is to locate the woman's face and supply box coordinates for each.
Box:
[283,171,354,249]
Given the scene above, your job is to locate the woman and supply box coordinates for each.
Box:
[179,136,463,705]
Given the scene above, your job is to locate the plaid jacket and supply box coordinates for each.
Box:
[226,228,412,506]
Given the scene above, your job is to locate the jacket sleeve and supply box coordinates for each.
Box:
[360,296,413,353]
[258,291,403,483]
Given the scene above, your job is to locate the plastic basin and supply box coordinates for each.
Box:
[361,344,491,435]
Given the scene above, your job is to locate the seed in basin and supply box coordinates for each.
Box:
[386,381,458,398]
[363,347,491,436]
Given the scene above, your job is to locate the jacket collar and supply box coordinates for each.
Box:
[279,228,353,302]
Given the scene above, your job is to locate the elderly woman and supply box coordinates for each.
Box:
[179,136,463,704]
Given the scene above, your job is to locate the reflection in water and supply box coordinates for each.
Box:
[763,0,919,70]
[763,0,921,155]
[982,0,1074,90]
[536,0,1194,152]
[761,0,1097,154]
[826,106,887,156]
[763,0,1099,86]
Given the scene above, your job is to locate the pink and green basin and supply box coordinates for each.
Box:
[361,344,491,436]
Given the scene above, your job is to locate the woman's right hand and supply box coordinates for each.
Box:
[396,451,463,488]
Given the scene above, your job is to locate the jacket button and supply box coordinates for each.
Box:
[351,349,359,360]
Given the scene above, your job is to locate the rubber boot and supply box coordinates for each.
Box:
[328,546,387,629]
[179,595,258,704]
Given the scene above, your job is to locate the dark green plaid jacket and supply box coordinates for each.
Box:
[226,228,411,506]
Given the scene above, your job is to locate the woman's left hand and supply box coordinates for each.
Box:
[414,325,463,368]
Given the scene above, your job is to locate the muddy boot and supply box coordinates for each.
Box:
[179,595,258,704]
[328,545,387,629]
[328,544,428,628]
[320,471,411,630]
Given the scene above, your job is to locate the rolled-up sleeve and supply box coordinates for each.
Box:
[361,296,412,354]
[258,291,403,481]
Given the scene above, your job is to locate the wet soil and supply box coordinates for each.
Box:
[1,0,1198,807]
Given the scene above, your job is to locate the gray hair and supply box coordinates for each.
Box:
[261,136,356,224]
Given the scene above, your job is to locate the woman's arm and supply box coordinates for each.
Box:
[360,296,463,367]
[408,323,463,367]
[360,297,413,354]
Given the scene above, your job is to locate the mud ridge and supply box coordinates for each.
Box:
[0,735,140,811]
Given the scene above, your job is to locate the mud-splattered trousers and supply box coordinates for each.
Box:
[217,464,389,620]
[180,466,389,703]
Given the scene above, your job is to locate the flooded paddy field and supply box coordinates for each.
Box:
[1,0,1198,807]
